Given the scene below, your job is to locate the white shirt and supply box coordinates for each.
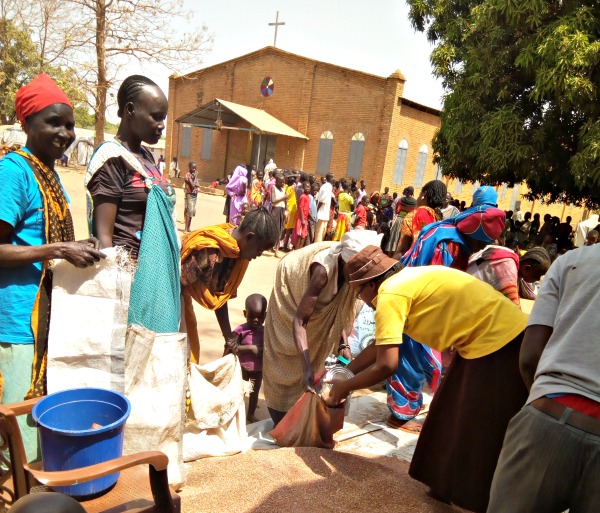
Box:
[355,188,367,205]
[316,182,333,221]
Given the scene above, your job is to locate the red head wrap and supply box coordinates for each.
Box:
[15,73,72,127]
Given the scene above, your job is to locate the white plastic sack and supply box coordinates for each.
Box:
[183,354,250,461]
[123,324,188,489]
[47,247,133,394]
[348,302,375,358]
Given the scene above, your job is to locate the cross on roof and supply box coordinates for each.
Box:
[268,11,286,47]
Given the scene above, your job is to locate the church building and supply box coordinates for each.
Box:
[165,46,583,222]
[166,46,441,196]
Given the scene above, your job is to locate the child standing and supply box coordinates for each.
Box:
[353,195,368,230]
[294,181,311,249]
[232,293,267,423]
[184,161,199,233]
[307,182,319,245]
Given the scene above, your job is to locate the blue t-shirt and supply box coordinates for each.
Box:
[0,149,69,344]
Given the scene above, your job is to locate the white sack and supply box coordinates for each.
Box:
[183,354,250,461]
[124,324,188,489]
[47,247,132,394]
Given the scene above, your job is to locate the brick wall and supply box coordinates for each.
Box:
[380,101,441,197]
[166,47,404,189]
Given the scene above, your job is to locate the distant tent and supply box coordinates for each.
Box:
[65,137,94,166]
[0,124,164,166]
[0,124,26,147]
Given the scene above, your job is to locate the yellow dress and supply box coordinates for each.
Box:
[284,185,297,230]
[334,192,354,241]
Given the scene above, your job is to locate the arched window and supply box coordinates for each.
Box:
[316,131,334,175]
[434,163,443,181]
[346,132,365,179]
[471,180,480,195]
[414,144,428,187]
[392,139,408,185]
[500,183,508,200]
[454,179,463,194]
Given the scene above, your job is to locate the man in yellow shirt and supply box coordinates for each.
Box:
[327,246,529,513]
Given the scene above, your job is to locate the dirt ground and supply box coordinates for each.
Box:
[59,164,280,421]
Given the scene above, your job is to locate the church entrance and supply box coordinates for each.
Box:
[251,133,277,171]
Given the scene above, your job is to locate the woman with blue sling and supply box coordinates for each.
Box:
[85,75,180,333]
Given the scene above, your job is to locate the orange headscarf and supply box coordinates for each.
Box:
[181,224,250,362]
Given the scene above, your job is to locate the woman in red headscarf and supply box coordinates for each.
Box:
[0,74,103,461]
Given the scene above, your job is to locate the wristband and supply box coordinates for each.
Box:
[338,344,350,351]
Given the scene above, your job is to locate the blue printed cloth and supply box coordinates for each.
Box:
[386,335,441,420]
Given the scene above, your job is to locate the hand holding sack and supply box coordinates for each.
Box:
[269,370,345,449]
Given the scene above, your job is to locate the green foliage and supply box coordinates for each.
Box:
[0,18,91,127]
[73,104,95,129]
[103,120,119,134]
[0,16,107,135]
[407,0,600,207]
[0,20,39,124]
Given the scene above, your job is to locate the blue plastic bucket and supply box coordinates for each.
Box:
[32,388,131,497]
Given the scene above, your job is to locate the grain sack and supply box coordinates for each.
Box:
[47,247,133,393]
[124,324,188,489]
[183,354,251,461]
[269,390,345,449]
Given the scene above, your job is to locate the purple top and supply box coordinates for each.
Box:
[226,165,248,225]
[233,322,264,372]
[226,165,248,196]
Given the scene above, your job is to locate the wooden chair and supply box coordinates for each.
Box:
[0,398,181,512]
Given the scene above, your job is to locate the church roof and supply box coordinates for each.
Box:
[173,46,440,115]
[175,46,400,84]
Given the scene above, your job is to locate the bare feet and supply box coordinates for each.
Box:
[246,414,259,424]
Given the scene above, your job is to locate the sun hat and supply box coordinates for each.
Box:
[346,245,400,285]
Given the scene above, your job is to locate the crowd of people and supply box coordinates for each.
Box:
[1,72,598,513]
[215,163,584,264]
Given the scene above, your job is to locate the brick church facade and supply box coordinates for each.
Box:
[166,46,584,222]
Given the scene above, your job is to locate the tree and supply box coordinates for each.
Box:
[0,0,92,126]
[0,19,39,123]
[406,0,600,208]
[22,0,212,145]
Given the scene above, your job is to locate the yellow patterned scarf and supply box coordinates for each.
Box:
[14,150,75,399]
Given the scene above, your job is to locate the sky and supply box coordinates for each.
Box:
[128,0,445,116]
